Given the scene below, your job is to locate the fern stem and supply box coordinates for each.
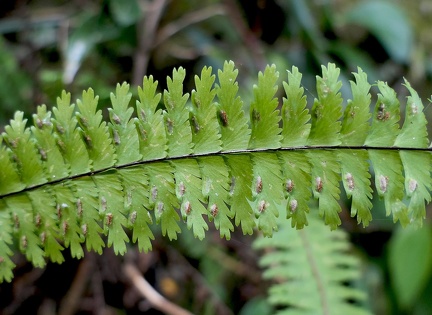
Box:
[299,229,330,315]
[1,145,428,200]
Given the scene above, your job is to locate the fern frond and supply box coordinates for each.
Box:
[1,61,432,282]
[253,213,371,315]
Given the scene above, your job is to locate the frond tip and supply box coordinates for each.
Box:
[1,61,432,282]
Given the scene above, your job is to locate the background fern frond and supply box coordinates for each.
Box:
[254,213,372,315]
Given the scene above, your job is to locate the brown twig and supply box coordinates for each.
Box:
[124,262,193,315]
[221,0,266,71]
[58,256,93,315]
[132,0,168,85]
[153,4,226,47]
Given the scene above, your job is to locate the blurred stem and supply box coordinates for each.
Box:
[153,4,226,47]
[221,0,266,71]
[133,0,167,85]
[124,262,193,315]
[58,256,93,315]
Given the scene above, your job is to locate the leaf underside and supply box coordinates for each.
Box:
[0,61,431,283]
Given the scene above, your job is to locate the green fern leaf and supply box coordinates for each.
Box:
[164,67,192,156]
[51,91,91,175]
[31,105,69,181]
[215,61,250,150]
[226,155,254,235]
[2,112,47,187]
[307,63,343,146]
[339,69,373,226]
[108,83,141,165]
[278,151,311,229]
[339,150,373,226]
[370,150,408,225]
[281,66,310,146]
[74,178,105,254]
[135,75,167,160]
[29,190,64,263]
[0,203,15,283]
[172,159,208,240]
[248,64,281,149]
[199,156,233,239]
[340,68,371,145]
[120,168,154,252]
[365,81,400,146]
[76,88,116,169]
[146,162,180,240]
[308,151,341,229]
[190,66,222,154]
[54,183,85,259]
[249,153,284,236]
[254,214,371,315]
[395,80,432,225]
[6,195,45,268]
[93,172,130,255]
[2,61,432,284]
[0,144,25,195]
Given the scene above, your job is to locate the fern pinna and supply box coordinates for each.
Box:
[0,61,431,290]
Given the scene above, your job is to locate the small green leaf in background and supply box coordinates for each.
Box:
[239,297,272,315]
[388,225,432,310]
[344,1,413,63]
[108,0,141,26]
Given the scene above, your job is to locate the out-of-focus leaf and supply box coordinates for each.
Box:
[239,297,272,315]
[0,37,31,124]
[64,14,120,84]
[344,1,413,63]
[388,225,432,310]
[109,0,141,26]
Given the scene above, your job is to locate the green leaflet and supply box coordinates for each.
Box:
[339,150,373,227]
[281,66,310,147]
[52,91,91,175]
[190,66,222,154]
[119,167,154,252]
[53,183,85,259]
[93,171,130,255]
[278,151,311,229]
[226,155,254,235]
[338,71,373,226]
[135,76,167,160]
[395,81,432,225]
[76,89,116,170]
[365,81,400,146]
[108,83,141,165]
[146,162,180,240]
[248,65,281,149]
[0,145,24,195]
[2,112,47,187]
[308,150,341,229]
[164,67,192,157]
[0,205,14,282]
[199,156,233,239]
[172,159,208,240]
[31,105,69,181]
[308,63,343,146]
[250,153,284,236]
[0,61,432,284]
[216,61,250,151]
[340,68,371,146]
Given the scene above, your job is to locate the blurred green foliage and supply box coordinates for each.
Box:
[1,0,432,314]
